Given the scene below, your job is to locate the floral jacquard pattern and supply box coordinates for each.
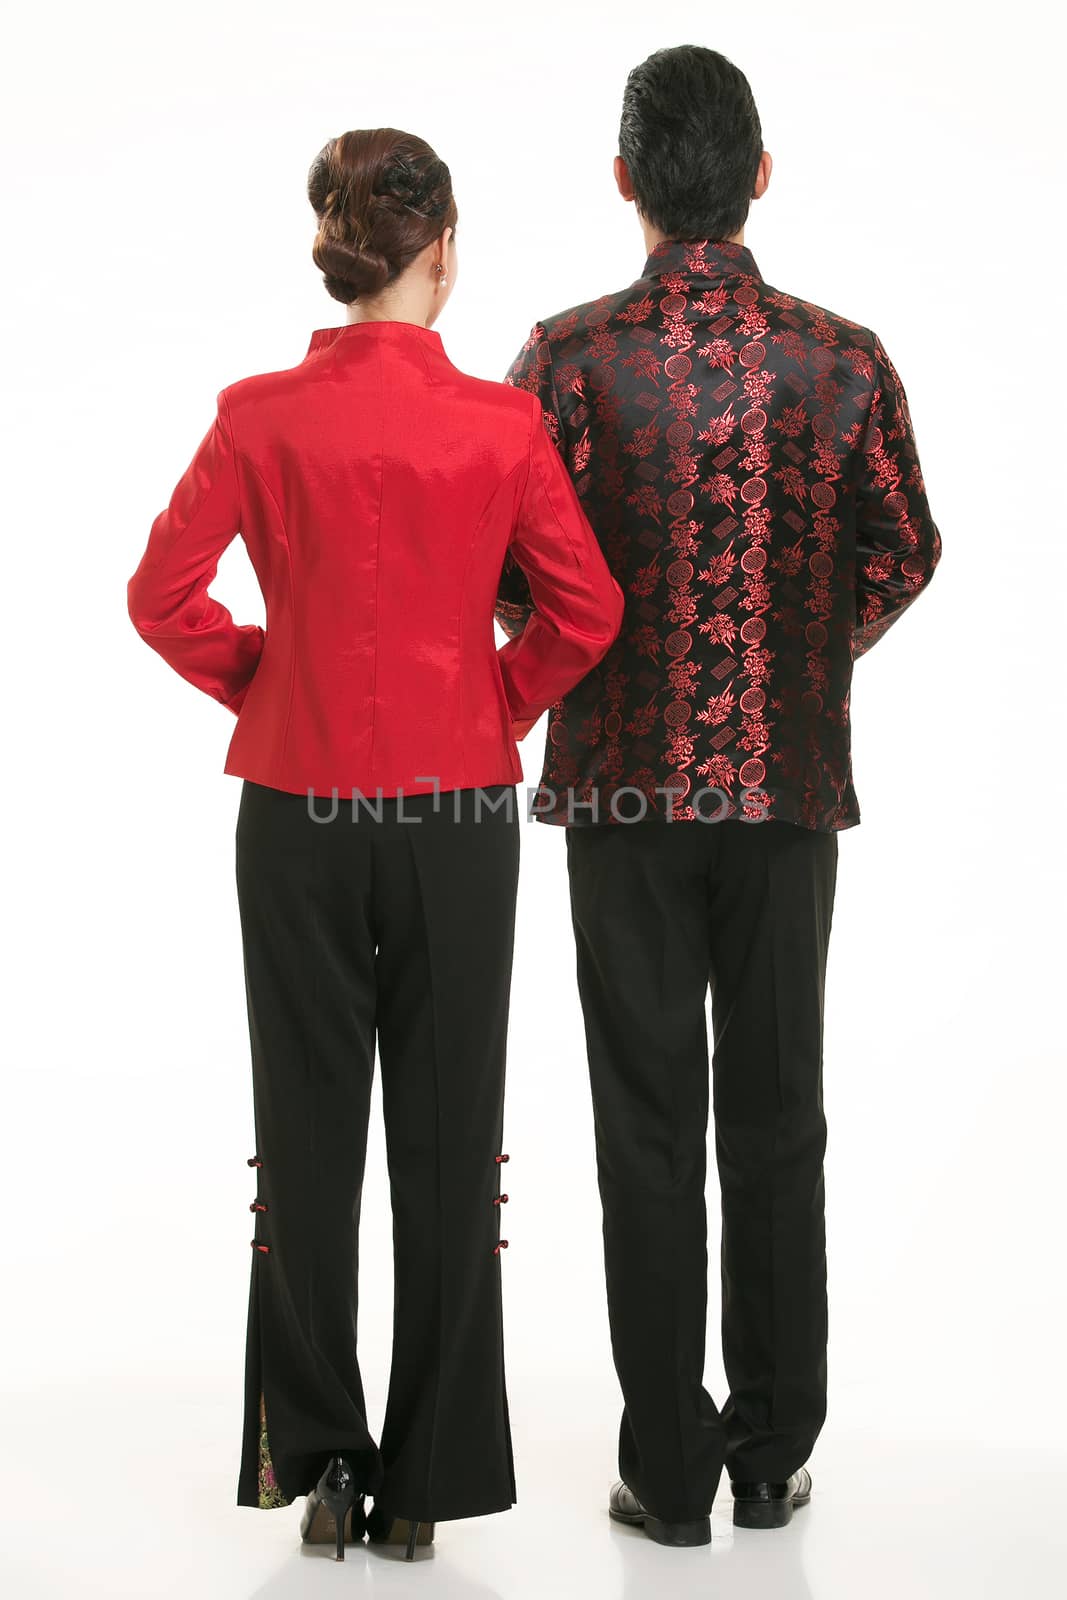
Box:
[496,238,941,829]
[258,1394,290,1510]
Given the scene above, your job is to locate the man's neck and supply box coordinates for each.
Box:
[641,220,745,255]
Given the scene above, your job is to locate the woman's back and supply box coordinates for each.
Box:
[128,318,621,798]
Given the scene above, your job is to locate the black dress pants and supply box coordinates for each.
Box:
[234,780,519,1521]
[566,817,838,1523]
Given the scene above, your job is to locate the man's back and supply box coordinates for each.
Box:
[498,235,941,828]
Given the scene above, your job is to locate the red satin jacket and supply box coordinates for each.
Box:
[128,319,624,797]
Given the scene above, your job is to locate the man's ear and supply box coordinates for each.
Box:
[614,155,636,203]
[753,150,773,201]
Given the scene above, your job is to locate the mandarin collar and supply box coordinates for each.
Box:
[304,319,446,360]
[641,236,763,284]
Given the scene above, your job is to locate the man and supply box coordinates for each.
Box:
[496,45,940,1546]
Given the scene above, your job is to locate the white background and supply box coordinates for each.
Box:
[3,2,1065,1596]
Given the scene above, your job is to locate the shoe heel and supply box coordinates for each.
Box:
[320,1458,357,1561]
[644,1514,712,1547]
[367,1510,435,1555]
[733,1498,792,1530]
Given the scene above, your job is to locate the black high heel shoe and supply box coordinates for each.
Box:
[366,1503,435,1560]
[300,1456,365,1561]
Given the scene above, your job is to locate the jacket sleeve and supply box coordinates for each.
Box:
[853,337,942,658]
[127,390,265,713]
[495,323,562,645]
[496,398,623,738]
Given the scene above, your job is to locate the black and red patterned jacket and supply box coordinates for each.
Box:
[495,237,941,829]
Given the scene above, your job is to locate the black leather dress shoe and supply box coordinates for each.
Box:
[731,1467,812,1529]
[608,1480,711,1547]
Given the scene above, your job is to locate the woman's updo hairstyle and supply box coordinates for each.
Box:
[308,128,458,304]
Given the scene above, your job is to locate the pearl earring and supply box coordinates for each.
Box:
[436,264,448,288]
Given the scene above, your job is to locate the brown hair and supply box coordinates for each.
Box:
[308,128,458,304]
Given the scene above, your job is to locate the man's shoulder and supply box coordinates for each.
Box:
[532,271,882,363]
[756,275,881,352]
[533,273,662,348]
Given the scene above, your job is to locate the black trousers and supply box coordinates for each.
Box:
[234,780,519,1521]
[566,817,838,1523]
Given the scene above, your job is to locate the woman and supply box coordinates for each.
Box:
[127,127,623,1561]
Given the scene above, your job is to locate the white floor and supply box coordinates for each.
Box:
[3,1374,1065,1600]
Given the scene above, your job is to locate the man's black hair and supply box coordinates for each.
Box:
[619,46,763,242]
